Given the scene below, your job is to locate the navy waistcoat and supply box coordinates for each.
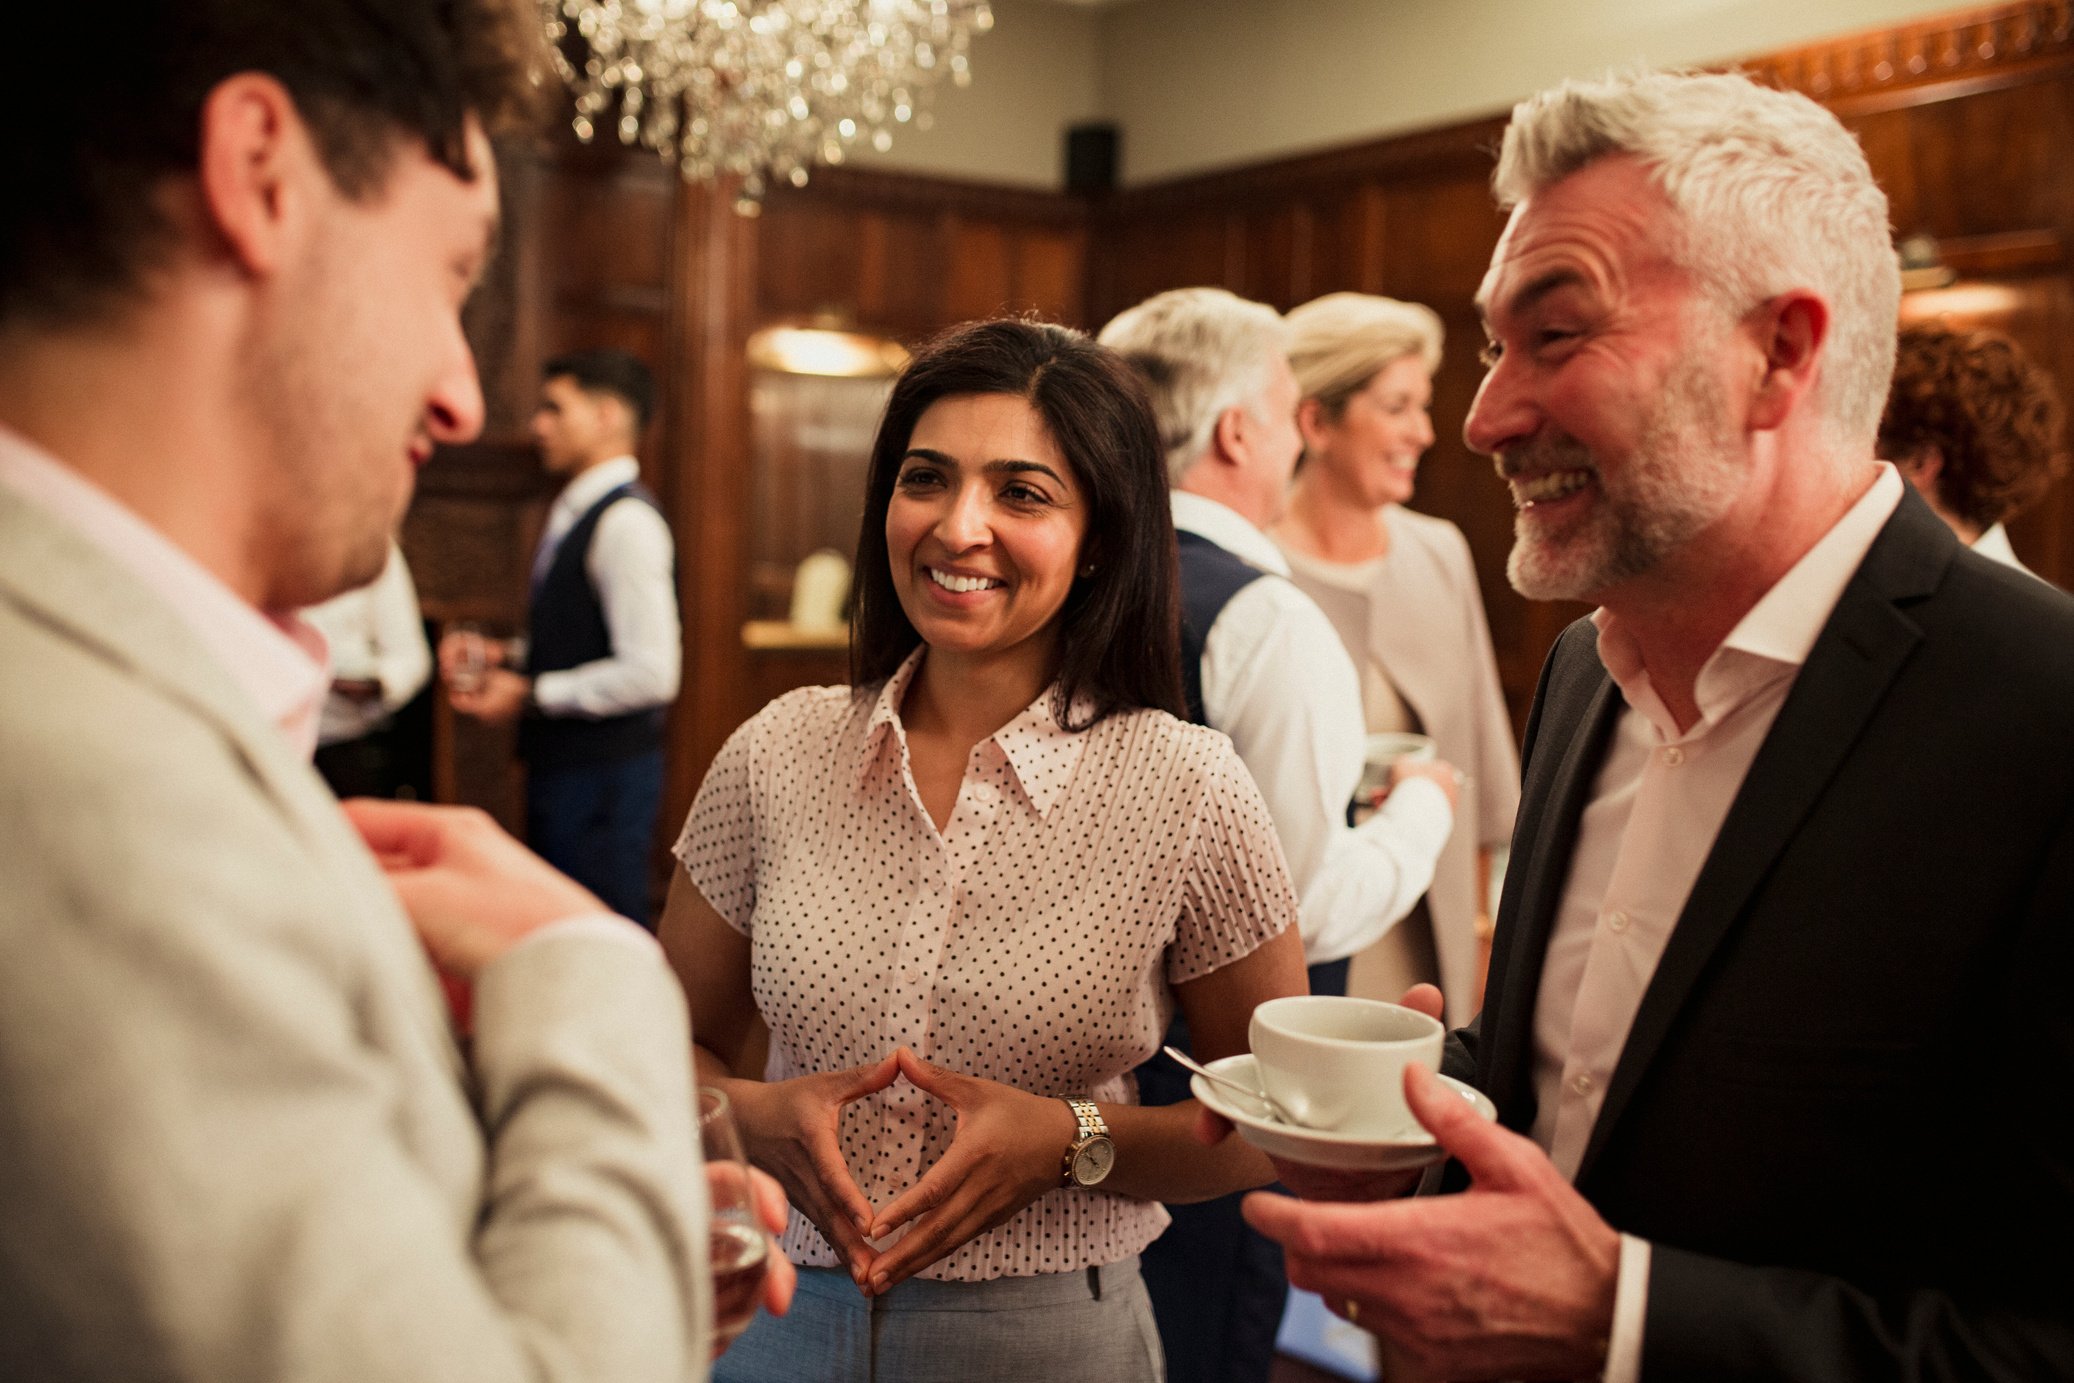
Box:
[1176,528,1269,727]
[519,481,670,769]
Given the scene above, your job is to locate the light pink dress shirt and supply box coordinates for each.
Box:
[0,427,326,753]
[675,648,1299,1281]
[1529,464,1903,1381]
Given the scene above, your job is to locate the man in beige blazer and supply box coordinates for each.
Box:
[0,3,770,1378]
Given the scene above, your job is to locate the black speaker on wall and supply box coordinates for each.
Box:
[1066,123,1119,195]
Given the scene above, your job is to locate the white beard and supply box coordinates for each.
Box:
[1503,353,1745,603]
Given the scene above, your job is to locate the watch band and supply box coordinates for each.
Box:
[1065,1096,1107,1140]
[1060,1096,1111,1186]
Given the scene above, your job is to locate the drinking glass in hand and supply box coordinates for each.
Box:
[700,1086,771,1348]
[444,622,489,694]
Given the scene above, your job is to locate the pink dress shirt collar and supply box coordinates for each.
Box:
[0,425,328,755]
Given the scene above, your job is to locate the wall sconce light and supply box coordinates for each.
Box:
[1897,232,1956,292]
[747,323,909,377]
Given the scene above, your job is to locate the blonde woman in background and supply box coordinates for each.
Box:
[1271,293,1519,1023]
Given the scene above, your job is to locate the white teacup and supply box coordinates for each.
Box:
[1357,731,1438,798]
[1249,995,1445,1139]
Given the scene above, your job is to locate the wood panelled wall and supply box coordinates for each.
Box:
[1087,120,1552,724]
[420,0,2074,873]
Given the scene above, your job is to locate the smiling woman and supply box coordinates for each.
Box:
[851,317,1187,727]
[884,392,1089,682]
[658,318,1310,1383]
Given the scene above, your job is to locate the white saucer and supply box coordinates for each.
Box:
[1191,1053,1496,1171]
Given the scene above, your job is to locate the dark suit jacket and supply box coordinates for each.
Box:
[1454,490,2074,1379]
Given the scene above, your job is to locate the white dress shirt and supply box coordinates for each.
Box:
[1531,464,1904,1382]
[1173,492,1453,966]
[531,456,681,718]
[302,542,432,746]
[1972,522,2046,583]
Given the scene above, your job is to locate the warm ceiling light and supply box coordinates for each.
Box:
[747,325,910,377]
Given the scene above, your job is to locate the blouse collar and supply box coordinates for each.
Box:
[861,647,1092,819]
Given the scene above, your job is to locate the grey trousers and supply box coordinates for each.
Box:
[715,1255,1165,1383]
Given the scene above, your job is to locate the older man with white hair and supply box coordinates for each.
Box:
[1100,287,1459,1383]
[1239,69,2074,1382]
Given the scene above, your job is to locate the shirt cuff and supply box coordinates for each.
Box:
[508,913,665,961]
[529,669,572,715]
[1604,1232,1650,1383]
[1362,774,1454,855]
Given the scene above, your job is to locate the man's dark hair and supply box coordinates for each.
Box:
[1,0,545,326]
[849,317,1186,730]
[544,349,658,434]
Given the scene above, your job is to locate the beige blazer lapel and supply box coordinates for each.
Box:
[0,487,461,1083]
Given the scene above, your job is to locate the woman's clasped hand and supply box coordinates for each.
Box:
[720,1053,900,1286]
[724,1048,1080,1296]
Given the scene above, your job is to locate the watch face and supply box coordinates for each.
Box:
[1072,1136,1116,1186]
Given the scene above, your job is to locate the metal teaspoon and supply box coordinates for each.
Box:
[1161,1045,1302,1126]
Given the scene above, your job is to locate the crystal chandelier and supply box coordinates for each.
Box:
[541,0,994,213]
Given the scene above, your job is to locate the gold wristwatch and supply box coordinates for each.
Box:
[1059,1096,1115,1188]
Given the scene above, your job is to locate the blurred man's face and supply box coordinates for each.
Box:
[530,376,619,476]
[247,117,498,609]
[1464,156,1749,603]
[1248,353,1305,525]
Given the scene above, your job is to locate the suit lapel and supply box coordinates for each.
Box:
[1481,623,1622,1126]
[1576,496,1952,1182]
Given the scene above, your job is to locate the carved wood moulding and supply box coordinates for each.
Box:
[1102,2,2069,217]
[1745,1,2074,109]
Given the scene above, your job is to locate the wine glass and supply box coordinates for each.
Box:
[700,1087,771,1348]
[443,621,489,693]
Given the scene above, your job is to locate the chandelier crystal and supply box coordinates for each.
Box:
[541,0,994,213]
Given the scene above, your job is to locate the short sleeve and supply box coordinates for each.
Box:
[1168,738,1300,984]
[671,716,762,934]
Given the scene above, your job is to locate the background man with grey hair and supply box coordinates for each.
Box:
[1240,70,2074,1381]
[1100,287,1459,1383]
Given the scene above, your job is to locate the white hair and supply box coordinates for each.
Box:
[1098,287,1289,485]
[1495,70,1899,452]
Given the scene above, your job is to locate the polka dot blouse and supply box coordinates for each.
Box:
[673,648,1298,1282]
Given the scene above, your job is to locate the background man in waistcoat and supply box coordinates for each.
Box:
[450,348,682,926]
[1099,287,1460,1383]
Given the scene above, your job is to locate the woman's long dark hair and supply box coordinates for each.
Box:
[849,318,1185,727]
